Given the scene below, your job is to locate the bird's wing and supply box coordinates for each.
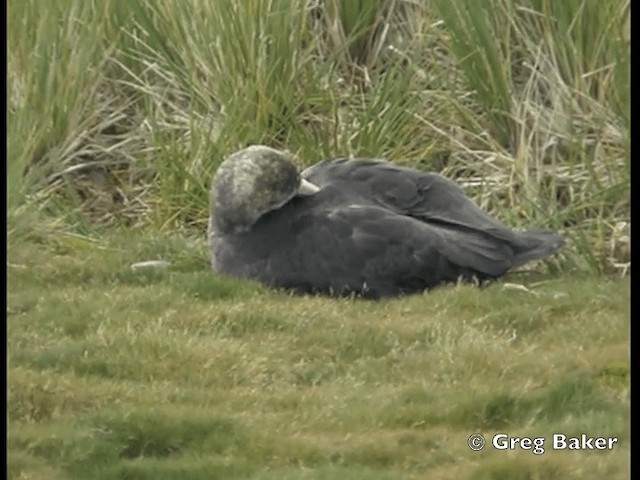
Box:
[303,158,510,235]
[265,203,515,297]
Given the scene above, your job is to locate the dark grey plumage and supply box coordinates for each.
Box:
[209,145,564,298]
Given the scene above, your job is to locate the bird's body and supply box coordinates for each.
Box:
[209,146,563,298]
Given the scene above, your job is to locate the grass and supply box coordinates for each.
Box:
[7,232,630,479]
[7,0,630,478]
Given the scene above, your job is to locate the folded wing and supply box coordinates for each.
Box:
[303,159,563,268]
[266,204,524,298]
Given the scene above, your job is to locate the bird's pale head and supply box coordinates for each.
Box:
[210,145,319,235]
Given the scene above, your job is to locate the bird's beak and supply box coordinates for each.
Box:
[298,178,320,196]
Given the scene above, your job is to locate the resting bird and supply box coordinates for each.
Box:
[208,145,563,298]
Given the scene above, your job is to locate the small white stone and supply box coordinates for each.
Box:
[502,283,537,295]
[130,260,171,270]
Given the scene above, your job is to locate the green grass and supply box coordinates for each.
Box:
[7,232,630,479]
[7,0,630,478]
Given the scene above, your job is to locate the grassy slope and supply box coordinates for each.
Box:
[8,232,629,480]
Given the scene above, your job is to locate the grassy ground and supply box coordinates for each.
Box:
[8,232,630,479]
[7,232,630,480]
[7,0,629,478]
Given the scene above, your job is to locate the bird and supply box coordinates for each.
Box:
[208,145,564,299]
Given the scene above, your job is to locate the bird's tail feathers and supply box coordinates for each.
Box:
[511,229,564,266]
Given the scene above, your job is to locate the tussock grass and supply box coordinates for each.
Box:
[8,0,630,478]
[7,0,629,273]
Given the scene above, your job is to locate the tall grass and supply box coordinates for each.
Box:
[7,0,630,274]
